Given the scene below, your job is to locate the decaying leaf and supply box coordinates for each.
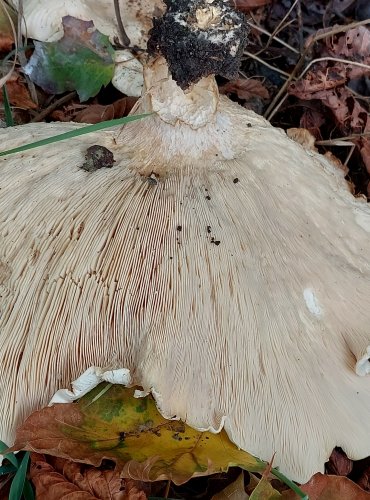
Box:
[233,0,272,12]
[24,16,114,101]
[0,74,37,109]
[289,83,370,175]
[249,460,282,500]
[286,128,317,151]
[72,97,138,124]
[326,448,353,476]
[326,26,370,80]
[212,473,248,500]
[11,384,265,486]
[219,78,269,100]
[30,453,148,499]
[0,2,16,52]
[282,473,370,499]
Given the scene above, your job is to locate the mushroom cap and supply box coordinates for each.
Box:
[0,58,370,482]
[9,0,164,46]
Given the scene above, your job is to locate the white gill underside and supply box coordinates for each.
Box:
[0,97,369,482]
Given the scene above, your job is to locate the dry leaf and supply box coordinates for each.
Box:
[327,27,370,80]
[282,473,370,499]
[249,459,282,500]
[0,74,37,109]
[0,3,15,52]
[11,384,265,486]
[212,473,248,500]
[73,97,138,124]
[30,453,148,500]
[233,0,272,12]
[219,78,269,100]
[326,448,353,476]
[287,128,317,151]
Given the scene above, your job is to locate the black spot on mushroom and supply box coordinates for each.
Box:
[233,177,239,183]
[81,145,115,172]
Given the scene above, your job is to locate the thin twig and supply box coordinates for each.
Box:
[296,0,304,53]
[30,91,77,122]
[270,0,299,41]
[344,144,356,166]
[247,21,300,54]
[114,0,131,47]
[244,51,291,78]
[298,56,370,80]
[316,131,370,145]
[264,18,370,121]
[17,0,38,105]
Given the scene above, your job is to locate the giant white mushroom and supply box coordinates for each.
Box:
[1,0,370,483]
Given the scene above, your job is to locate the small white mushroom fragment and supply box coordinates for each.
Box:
[0,0,370,484]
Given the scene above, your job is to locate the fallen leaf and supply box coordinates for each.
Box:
[233,0,272,12]
[0,74,37,109]
[326,27,370,80]
[299,108,325,140]
[282,473,370,499]
[0,3,16,52]
[24,16,114,101]
[73,97,138,124]
[219,78,269,100]
[286,128,317,151]
[249,459,282,500]
[212,472,248,500]
[30,452,148,499]
[326,448,353,476]
[11,384,265,486]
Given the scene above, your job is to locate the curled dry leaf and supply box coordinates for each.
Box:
[286,128,317,151]
[30,453,148,500]
[219,78,269,100]
[0,74,37,109]
[326,448,353,476]
[71,97,138,124]
[281,473,370,499]
[11,384,265,486]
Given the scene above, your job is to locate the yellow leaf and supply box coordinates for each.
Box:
[12,384,265,485]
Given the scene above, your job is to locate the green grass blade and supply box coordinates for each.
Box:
[271,467,309,499]
[0,440,18,469]
[22,479,35,500]
[0,113,151,157]
[9,452,30,500]
[2,84,14,127]
[0,464,17,475]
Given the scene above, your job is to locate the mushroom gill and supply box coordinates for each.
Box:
[1,0,370,483]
